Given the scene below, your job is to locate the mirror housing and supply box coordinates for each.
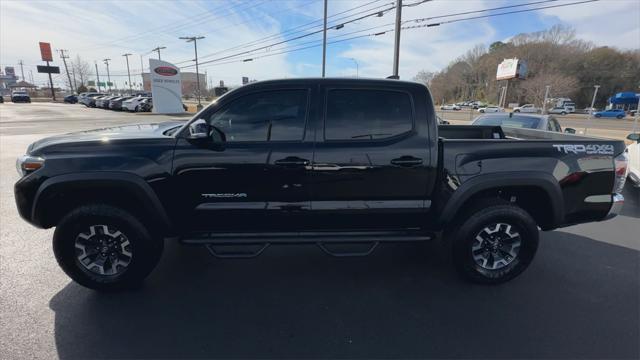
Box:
[627,133,640,142]
[564,128,576,134]
[187,119,209,139]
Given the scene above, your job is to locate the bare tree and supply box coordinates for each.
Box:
[413,70,435,87]
[71,55,92,86]
[519,71,578,107]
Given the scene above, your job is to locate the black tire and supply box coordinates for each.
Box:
[561,111,567,115]
[616,115,623,119]
[513,109,520,113]
[53,204,163,291]
[595,114,601,118]
[449,200,539,284]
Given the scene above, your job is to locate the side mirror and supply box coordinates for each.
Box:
[564,128,576,134]
[187,119,209,139]
[627,133,640,142]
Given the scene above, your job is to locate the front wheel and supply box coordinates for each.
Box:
[616,115,623,119]
[595,114,601,118]
[449,201,539,284]
[514,109,520,113]
[53,204,163,291]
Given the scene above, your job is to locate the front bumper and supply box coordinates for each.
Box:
[604,193,624,220]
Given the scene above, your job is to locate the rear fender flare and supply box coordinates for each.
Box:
[438,172,564,229]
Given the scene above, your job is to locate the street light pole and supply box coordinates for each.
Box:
[123,53,133,93]
[151,46,166,60]
[542,85,550,114]
[94,62,101,92]
[392,0,402,78]
[349,58,359,78]
[180,36,205,110]
[321,0,327,77]
[103,58,111,92]
[584,85,600,134]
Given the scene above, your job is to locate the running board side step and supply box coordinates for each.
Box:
[181,230,433,258]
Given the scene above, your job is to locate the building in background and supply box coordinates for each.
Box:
[142,71,206,98]
[0,66,19,95]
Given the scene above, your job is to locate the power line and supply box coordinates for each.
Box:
[182,0,601,71]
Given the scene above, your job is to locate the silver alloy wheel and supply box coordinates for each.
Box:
[472,223,521,270]
[75,225,132,276]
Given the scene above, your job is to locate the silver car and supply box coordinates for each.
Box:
[472,113,576,133]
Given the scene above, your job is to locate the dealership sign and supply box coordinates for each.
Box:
[149,59,183,114]
[39,42,53,62]
[496,58,527,80]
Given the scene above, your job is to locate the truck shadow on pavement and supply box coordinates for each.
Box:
[49,232,639,359]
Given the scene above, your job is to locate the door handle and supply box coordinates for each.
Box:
[274,157,310,167]
[391,156,423,167]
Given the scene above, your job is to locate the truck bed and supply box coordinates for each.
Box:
[436,124,626,228]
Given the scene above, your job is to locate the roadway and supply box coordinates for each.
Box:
[0,102,638,359]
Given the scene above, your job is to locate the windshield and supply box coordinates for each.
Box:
[473,115,541,129]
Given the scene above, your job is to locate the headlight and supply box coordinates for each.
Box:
[16,155,45,177]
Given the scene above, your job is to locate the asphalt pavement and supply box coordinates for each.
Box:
[0,102,638,359]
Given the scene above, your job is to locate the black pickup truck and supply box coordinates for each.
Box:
[14,78,628,291]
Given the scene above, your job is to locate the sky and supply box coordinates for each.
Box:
[1,0,639,89]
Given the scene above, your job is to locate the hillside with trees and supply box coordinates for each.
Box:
[414,25,640,108]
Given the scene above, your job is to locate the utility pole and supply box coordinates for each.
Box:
[392,0,402,79]
[180,36,205,110]
[502,80,509,108]
[584,85,600,134]
[95,62,101,92]
[103,58,111,92]
[151,46,166,60]
[18,60,25,81]
[122,53,133,93]
[321,0,327,77]
[58,49,74,93]
[29,70,34,84]
[71,68,77,90]
[542,85,551,114]
[349,58,359,78]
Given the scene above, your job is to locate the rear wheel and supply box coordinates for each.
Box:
[616,115,623,119]
[53,204,163,291]
[595,114,601,118]
[449,200,539,284]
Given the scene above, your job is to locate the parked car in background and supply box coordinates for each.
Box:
[0,95,4,103]
[627,133,640,186]
[11,90,31,103]
[83,93,106,107]
[138,98,152,112]
[63,94,78,104]
[594,109,626,119]
[630,109,637,117]
[441,104,461,110]
[109,96,134,110]
[97,95,118,109]
[477,106,503,113]
[548,107,572,115]
[122,96,150,112]
[512,104,540,113]
[472,113,575,133]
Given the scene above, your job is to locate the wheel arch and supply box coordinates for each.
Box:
[33,172,174,234]
[438,172,564,231]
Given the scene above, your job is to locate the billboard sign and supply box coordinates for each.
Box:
[37,65,60,74]
[39,42,53,62]
[149,58,183,113]
[496,58,527,80]
[87,81,95,86]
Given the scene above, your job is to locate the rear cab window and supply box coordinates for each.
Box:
[324,89,413,141]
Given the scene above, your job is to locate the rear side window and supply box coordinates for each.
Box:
[209,89,309,142]
[324,89,413,141]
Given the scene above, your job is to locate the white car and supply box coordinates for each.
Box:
[627,133,640,186]
[122,96,150,112]
[477,106,504,113]
[440,104,461,110]
[513,104,540,113]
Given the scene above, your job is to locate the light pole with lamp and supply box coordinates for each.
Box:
[180,36,205,111]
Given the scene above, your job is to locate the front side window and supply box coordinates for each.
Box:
[209,89,308,142]
[324,89,413,141]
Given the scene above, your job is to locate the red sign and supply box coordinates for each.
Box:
[39,42,53,62]
[154,66,178,76]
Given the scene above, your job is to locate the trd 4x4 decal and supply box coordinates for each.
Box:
[553,144,614,155]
